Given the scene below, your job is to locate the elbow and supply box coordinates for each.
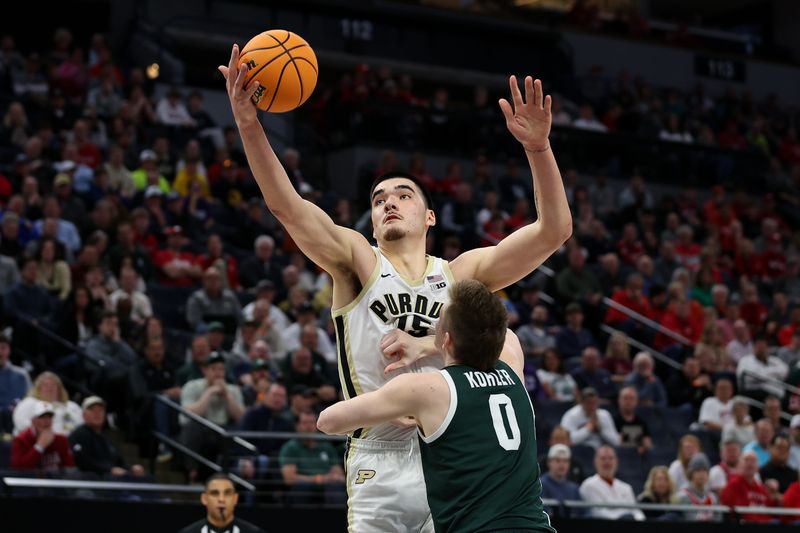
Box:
[558,218,573,245]
[316,410,337,435]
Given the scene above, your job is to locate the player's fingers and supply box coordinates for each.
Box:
[218,66,229,80]
[533,78,543,108]
[498,99,515,123]
[379,332,397,350]
[248,80,261,101]
[384,361,407,374]
[509,75,523,109]
[544,94,552,114]
[228,43,238,72]
[382,340,403,357]
[524,76,535,107]
[234,63,248,96]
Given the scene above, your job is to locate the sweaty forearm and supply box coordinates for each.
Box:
[237,120,305,219]
[524,146,571,240]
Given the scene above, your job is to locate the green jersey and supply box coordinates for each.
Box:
[419,361,554,533]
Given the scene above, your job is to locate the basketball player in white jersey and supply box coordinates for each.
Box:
[220,44,572,532]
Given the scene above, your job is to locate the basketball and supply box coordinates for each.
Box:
[238,29,318,113]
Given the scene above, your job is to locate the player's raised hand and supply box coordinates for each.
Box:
[218,44,261,125]
[499,75,551,152]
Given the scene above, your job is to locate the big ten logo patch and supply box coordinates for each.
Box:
[354,469,376,484]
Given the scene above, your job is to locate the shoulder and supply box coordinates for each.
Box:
[177,519,206,533]
[236,518,267,533]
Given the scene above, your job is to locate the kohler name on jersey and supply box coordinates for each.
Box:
[464,368,516,389]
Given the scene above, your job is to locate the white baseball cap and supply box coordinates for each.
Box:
[548,444,571,460]
[32,400,55,418]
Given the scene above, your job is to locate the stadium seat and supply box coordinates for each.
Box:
[614,446,644,493]
[642,446,675,472]
[147,285,196,331]
[663,405,696,444]
[570,444,596,477]
[636,406,670,447]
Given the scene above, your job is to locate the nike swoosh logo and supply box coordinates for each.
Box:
[381,274,391,278]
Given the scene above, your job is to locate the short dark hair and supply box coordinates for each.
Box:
[205,472,235,491]
[370,172,434,210]
[441,280,507,371]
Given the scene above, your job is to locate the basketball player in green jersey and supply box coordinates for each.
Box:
[319,280,555,533]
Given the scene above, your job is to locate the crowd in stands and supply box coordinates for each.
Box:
[0,27,800,519]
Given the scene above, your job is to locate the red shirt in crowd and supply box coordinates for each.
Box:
[152,249,201,287]
[617,238,645,266]
[605,289,652,325]
[740,301,768,331]
[199,254,241,290]
[11,427,74,471]
[721,474,773,522]
[675,242,702,272]
[782,481,800,524]
[655,310,702,351]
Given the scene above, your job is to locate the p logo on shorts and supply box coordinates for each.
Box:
[354,469,376,484]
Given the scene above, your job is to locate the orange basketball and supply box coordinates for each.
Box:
[238,29,318,113]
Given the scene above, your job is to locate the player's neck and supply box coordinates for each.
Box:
[207,514,232,528]
[379,239,428,280]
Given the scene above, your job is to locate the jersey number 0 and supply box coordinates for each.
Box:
[488,394,521,451]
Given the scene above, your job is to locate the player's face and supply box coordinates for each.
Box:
[370,178,433,243]
[201,479,238,523]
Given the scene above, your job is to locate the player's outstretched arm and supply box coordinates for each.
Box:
[219,45,372,275]
[318,373,434,435]
[450,76,572,291]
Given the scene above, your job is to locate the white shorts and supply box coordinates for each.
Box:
[344,437,434,533]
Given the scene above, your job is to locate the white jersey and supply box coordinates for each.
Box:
[332,248,454,441]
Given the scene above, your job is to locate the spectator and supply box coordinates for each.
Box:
[239,236,282,290]
[516,305,557,359]
[177,335,212,386]
[579,446,645,520]
[555,248,602,306]
[737,334,788,401]
[656,296,702,353]
[128,336,181,460]
[603,331,632,385]
[744,419,776,467]
[156,88,195,127]
[668,434,702,490]
[282,304,336,364]
[152,225,202,287]
[239,382,293,456]
[540,444,582,511]
[637,466,676,519]
[759,434,795,494]
[34,196,81,254]
[698,377,735,433]
[5,257,53,352]
[279,411,346,505]
[653,240,680,286]
[709,438,743,495]
[540,426,585,484]
[676,453,720,522]
[537,348,578,402]
[13,371,81,435]
[11,400,74,471]
[186,266,242,334]
[131,149,171,193]
[109,265,152,324]
[560,387,620,449]
[199,234,240,291]
[604,273,652,333]
[726,319,753,365]
[722,396,756,446]
[665,356,712,410]
[623,352,667,407]
[557,303,597,362]
[0,252,20,293]
[790,415,800,470]
[281,347,337,404]
[761,395,785,431]
[721,451,777,522]
[777,329,800,367]
[180,353,244,481]
[0,334,29,432]
[571,347,615,403]
[614,386,652,453]
[35,237,71,300]
[68,396,145,478]
[85,311,137,408]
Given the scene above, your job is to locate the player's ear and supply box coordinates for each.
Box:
[426,209,436,228]
[201,492,208,506]
[232,492,239,506]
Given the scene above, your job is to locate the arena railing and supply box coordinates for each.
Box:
[15,311,107,371]
[599,324,682,371]
[1,476,203,495]
[537,265,692,348]
[540,498,800,521]
[739,369,800,403]
[735,394,794,423]
[152,395,258,491]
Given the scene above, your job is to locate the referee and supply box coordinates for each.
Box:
[179,473,264,533]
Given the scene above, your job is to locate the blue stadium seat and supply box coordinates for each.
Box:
[615,446,644,493]
[636,405,670,447]
[571,444,596,477]
[663,405,695,443]
[642,446,675,472]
